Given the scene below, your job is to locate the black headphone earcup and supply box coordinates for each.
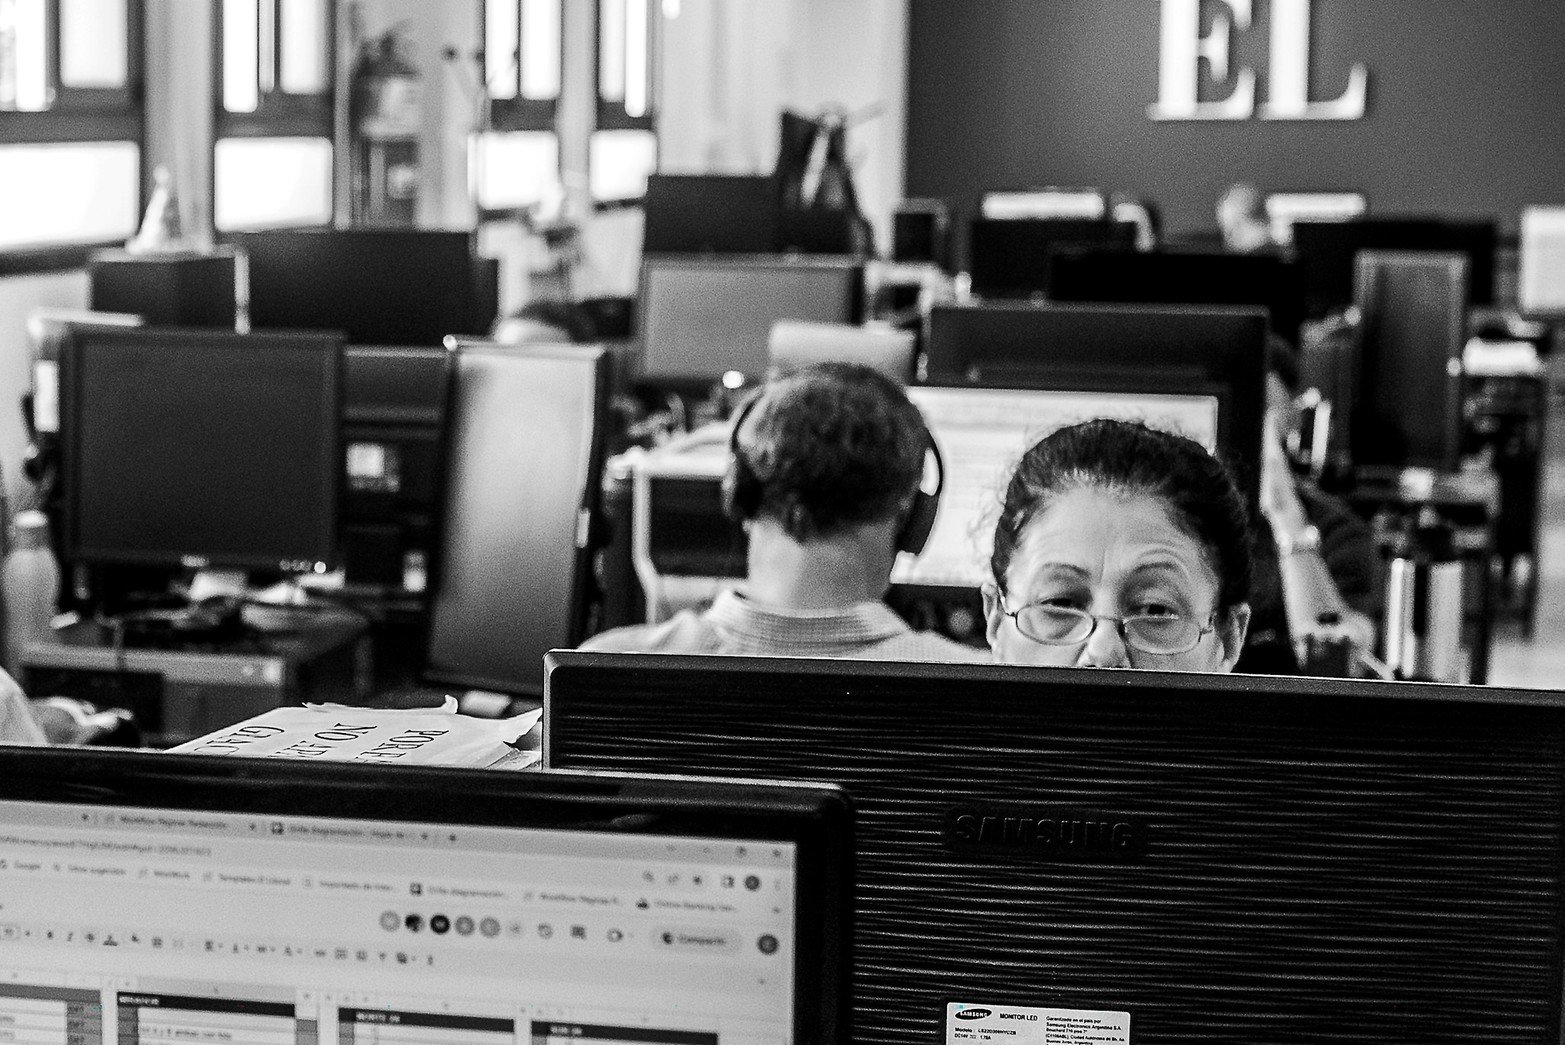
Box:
[721,456,764,522]
[896,428,944,554]
[897,489,939,555]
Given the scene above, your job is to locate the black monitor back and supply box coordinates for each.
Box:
[546,654,1565,1045]
[1292,218,1498,316]
[1048,248,1306,347]
[967,217,1136,299]
[637,255,864,385]
[642,174,779,254]
[1351,251,1469,470]
[424,342,608,696]
[236,229,492,346]
[922,302,1267,502]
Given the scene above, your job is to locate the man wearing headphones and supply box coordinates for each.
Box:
[581,363,986,660]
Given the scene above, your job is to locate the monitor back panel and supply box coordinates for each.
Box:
[424,344,607,695]
[638,257,863,384]
[237,230,484,346]
[1351,250,1469,470]
[546,655,1565,1045]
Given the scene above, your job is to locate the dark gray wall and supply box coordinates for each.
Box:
[906,0,1565,236]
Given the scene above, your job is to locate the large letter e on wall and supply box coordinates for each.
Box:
[1149,0,1370,121]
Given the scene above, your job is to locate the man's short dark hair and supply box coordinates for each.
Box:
[725,363,927,542]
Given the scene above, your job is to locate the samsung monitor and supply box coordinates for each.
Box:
[642,174,780,255]
[547,654,1565,1045]
[0,747,850,1045]
[922,302,1267,502]
[638,256,863,385]
[60,326,341,573]
[1046,248,1306,347]
[235,229,492,346]
[893,385,1221,589]
[1292,217,1498,315]
[423,341,608,696]
[966,217,1136,299]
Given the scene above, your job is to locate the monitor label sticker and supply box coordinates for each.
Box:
[946,1003,1129,1045]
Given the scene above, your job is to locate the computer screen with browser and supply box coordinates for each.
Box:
[894,385,1220,588]
[0,751,849,1045]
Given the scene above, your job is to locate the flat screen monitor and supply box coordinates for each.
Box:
[1292,217,1498,315]
[0,747,850,1045]
[638,256,863,385]
[60,326,341,573]
[894,385,1221,588]
[966,217,1136,299]
[642,174,779,255]
[424,342,608,696]
[547,654,1565,1045]
[1047,248,1306,347]
[235,229,491,346]
[922,302,1267,502]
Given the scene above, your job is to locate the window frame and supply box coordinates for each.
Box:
[0,0,146,272]
[480,0,561,135]
[593,0,657,133]
[211,0,336,233]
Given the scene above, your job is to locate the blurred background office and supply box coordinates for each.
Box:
[2,0,1564,743]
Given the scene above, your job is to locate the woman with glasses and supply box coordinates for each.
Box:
[983,418,1253,671]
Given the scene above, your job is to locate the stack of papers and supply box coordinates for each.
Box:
[170,698,541,770]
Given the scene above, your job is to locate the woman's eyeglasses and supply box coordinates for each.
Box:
[1000,600,1216,656]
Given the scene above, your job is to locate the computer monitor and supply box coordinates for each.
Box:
[0,747,850,1045]
[1351,250,1469,470]
[547,654,1565,1045]
[637,256,863,385]
[922,302,1268,502]
[24,309,143,435]
[236,229,493,346]
[423,341,609,696]
[893,385,1221,588]
[1263,191,1366,246]
[966,217,1136,299]
[642,174,779,255]
[60,326,341,574]
[1292,217,1498,315]
[1520,206,1565,318]
[1046,249,1306,347]
[891,199,950,266]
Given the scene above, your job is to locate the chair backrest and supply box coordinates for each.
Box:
[767,320,916,384]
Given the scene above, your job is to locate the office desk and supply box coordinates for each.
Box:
[20,614,368,748]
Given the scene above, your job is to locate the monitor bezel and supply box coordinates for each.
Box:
[0,747,853,1045]
[59,324,343,574]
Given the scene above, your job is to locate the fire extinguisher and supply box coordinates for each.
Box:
[350,23,421,226]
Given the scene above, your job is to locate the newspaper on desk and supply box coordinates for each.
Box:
[169,698,541,770]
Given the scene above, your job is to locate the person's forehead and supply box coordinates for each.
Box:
[1009,486,1219,588]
